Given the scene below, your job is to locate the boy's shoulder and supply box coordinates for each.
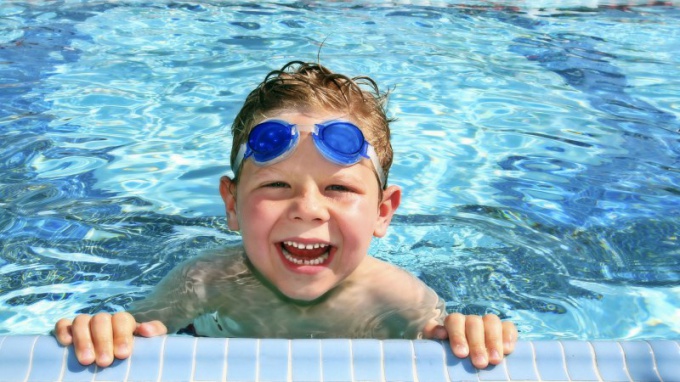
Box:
[339,256,446,331]
[352,256,440,306]
[178,245,251,284]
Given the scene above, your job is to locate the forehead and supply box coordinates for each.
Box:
[261,110,352,126]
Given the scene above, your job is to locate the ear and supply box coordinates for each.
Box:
[373,185,401,238]
[220,176,240,231]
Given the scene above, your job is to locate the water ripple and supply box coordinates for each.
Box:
[0,1,678,340]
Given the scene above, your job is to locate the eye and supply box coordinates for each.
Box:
[264,181,289,188]
[326,184,352,192]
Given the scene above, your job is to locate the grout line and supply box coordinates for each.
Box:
[91,360,97,382]
[557,340,569,382]
[615,341,633,382]
[223,338,229,382]
[409,340,418,382]
[585,341,604,382]
[500,346,511,382]
[123,338,133,382]
[644,341,663,382]
[528,341,543,382]
[23,336,39,382]
[157,335,167,382]
[190,337,198,382]
[255,338,260,382]
[349,339,355,382]
[287,339,292,382]
[58,338,68,382]
[379,340,386,382]
[318,339,324,382]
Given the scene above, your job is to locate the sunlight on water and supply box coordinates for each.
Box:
[0,1,678,339]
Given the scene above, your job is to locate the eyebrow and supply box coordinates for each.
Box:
[246,163,370,185]
[246,166,286,182]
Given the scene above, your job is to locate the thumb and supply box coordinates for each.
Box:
[422,320,448,340]
[54,318,74,346]
[134,320,168,337]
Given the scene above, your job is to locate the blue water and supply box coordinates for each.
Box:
[0,1,678,340]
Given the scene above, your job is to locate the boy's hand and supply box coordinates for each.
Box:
[424,313,517,369]
[54,312,167,367]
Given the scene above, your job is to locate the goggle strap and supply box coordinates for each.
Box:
[367,145,386,188]
[233,143,247,174]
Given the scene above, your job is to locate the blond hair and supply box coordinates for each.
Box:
[230,61,393,188]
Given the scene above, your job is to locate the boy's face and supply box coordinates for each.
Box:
[220,110,401,301]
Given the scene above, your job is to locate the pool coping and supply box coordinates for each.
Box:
[0,336,678,381]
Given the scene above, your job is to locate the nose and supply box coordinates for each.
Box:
[288,186,330,223]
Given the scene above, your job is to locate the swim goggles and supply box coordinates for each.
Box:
[233,119,386,188]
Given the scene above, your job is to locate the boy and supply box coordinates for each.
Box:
[54,61,517,369]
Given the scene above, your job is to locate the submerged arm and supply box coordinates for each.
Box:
[129,258,212,333]
[54,248,244,367]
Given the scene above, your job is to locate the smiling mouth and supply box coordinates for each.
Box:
[280,241,332,266]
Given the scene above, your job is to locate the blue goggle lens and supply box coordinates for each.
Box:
[313,122,367,165]
[247,121,296,163]
[317,122,364,155]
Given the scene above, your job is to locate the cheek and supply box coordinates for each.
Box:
[337,201,379,239]
[235,197,274,238]
[238,202,275,255]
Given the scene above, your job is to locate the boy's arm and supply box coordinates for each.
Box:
[424,313,518,369]
[53,250,228,367]
[367,258,518,369]
[126,257,211,332]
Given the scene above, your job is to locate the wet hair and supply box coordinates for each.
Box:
[230,61,393,188]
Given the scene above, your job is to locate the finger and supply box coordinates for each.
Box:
[444,313,469,358]
[422,320,448,340]
[502,321,518,354]
[465,315,489,369]
[112,312,137,360]
[134,320,168,337]
[54,318,74,346]
[90,313,115,367]
[483,314,504,365]
[71,315,96,365]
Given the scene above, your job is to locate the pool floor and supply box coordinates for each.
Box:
[0,336,678,381]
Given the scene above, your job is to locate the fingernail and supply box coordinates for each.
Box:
[455,344,468,356]
[81,348,95,361]
[474,354,487,368]
[99,353,112,365]
[490,349,501,362]
[116,343,128,354]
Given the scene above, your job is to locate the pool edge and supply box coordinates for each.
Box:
[0,336,678,381]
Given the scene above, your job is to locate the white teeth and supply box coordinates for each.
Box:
[282,250,329,266]
[281,242,330,266]
[283,241,329,249]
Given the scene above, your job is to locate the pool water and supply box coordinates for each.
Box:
[0,0,678,340]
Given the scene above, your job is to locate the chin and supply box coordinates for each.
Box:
[278,283,333,303]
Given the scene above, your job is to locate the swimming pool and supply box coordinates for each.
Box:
[0,0,679,374]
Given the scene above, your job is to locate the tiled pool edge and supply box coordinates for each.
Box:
[0,336,678,381]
